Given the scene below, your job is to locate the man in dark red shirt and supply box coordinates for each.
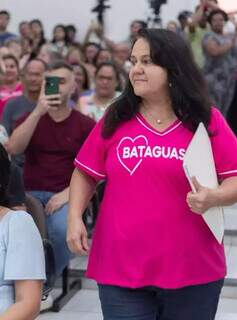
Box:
[8,61,95,277]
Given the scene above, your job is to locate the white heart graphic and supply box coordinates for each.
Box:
[116,135,148,175]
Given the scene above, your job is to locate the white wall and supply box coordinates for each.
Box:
[1,0,199,42]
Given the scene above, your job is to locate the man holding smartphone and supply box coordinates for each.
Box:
[7,60,95,278]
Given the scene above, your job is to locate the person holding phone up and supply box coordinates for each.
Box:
[7,60,95,278]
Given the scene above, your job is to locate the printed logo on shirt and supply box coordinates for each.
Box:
[116,135,186,175]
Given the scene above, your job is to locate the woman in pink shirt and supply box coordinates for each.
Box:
[0,54,23,119]
[67,29,237,320]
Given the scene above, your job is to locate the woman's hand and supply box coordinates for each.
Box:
[186,177,216,214]
[67,217,89,255]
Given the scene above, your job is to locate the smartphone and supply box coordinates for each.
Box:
[45,76,60,95]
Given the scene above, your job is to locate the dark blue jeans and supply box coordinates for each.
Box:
[98,279,224,320]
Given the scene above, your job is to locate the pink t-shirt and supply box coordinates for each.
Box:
[0,83,23,119]
[74,107,237,289]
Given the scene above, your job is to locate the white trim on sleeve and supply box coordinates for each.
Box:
[74,159,106,178]
[218,170,237,176]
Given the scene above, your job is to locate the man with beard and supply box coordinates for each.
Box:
[7,60,95,278]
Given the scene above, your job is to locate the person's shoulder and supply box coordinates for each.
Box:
[4,94,25,109]
[1,210,31,230]
[202,30,214,40]
[209,106,227,133]
[4,211,38,238]
[78,93,92,109]
[210,107,224,120]
[72,109,96,126]
[0,31,16,38]
[5,31,17,37]
[7,210,34,226]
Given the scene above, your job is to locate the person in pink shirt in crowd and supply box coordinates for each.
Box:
[0,54,23,118]
[67,29,237,320]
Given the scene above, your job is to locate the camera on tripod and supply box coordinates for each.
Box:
[91,0,111,25]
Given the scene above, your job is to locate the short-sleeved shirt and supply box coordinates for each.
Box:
[1,95,36,168]
[74,107,237,289]
[0,31,17,46]
[78,91,121,122]
[1,95,36,135]
[16,109,95,192]
[0,32,17,46]
[0,211,45,315]
[0,83,23,118]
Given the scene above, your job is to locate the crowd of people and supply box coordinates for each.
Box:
[0,0,237,318]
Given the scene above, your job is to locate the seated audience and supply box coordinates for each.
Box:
[8,61,95,277]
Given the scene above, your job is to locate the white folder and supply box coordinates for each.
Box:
[183,123,224,244]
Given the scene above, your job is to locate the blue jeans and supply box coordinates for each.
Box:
[29,191,71,277]
[98,279,224,320]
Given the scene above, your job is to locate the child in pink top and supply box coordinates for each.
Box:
[0,82,23,118]
[0,54,23,119]
[68,29,237,320]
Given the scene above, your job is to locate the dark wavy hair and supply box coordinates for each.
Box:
[102,28,211,138]
[30,19,46,44]
[0,144,10,207]
[207,9,228,24]
[71,62,90,90]
[52,24,70,45]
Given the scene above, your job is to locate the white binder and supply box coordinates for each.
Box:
[183,123,224,244]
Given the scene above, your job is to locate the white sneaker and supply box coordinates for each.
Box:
[40,293,53,312]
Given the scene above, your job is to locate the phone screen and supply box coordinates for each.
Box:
[45,76,60,95]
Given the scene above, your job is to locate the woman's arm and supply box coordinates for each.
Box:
[187,176,237,214]
[1,280,43,320]
[204,38,234,57]
[67,168,97,255]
